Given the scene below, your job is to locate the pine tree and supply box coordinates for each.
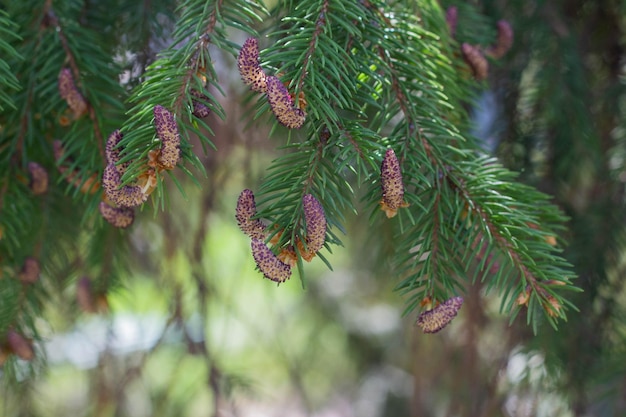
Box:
[2,0,609,414]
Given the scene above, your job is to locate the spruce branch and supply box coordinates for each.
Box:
[116,0,266,207]
[0,10,22,112]
[247,0,578,329]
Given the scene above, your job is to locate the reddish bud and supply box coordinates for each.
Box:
[19,257,40,284]
[416,296,463,333]
[446,6,458,37]
[28,162,48,195]
[461,43,489,81]
[58,68,87,118]
[486,20,513,59]
[7,330,34,361]
[544,295,562,317]
[191,90,211,118]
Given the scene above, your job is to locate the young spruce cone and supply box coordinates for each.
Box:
[237,38,268,93]
[485,20,513,59]
[251,238,292,283]
[380,148,409,218]
[58,68,88,118]
[416,296,463,333]
[99,202,135,229]
[236,189,266,239]
[266,76,306,129]
[461,43,489,81]
[153,105,181,170]
[298,194,326,261]
[28,162,48,195]
[102,163,147,208]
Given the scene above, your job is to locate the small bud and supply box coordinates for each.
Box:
[266,76,306,129]
[99,202,135,228]
[543,294,561,317]
[191,90,211,118]
[486,20,513,59]
[445,6,458,37]
[28,162,48,195]
[153,105,181,170]
[416,296,463,333]
[76,276,97,313]
[58,68,87,118]
[7,330,34,361]
[302,194,326,257]
[380,148,409,218]
[102,164,147,208]
[461,43,489,81]
[19,257,40,284]
[277,246,298,267]
[516,285,531,306]
[251,238,292,283]
[236,189,266,239]
[238,38,268,93]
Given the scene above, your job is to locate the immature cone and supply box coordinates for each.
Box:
[191,90,211,118]
[6,330,34,361]
[416,296,464,333]
[461,43,489,81]
[380,148,409,218]
[236,189,266,239]
[153,105,181,169]
[299,194,326,261]
[99,202,135,228]
[251,238,292,283]
[102,163,147,207]
[27,162,48,195]
[445,6,458,37]
[238,38,268,93]
[486,20,513,59]
[19,257,40,284]
[266,76,306,129]
[105,129,130,174]
[58,68,87,118]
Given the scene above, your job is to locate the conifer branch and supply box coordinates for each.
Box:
[45,5,105,160]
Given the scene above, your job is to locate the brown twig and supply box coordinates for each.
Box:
[295,0,329,94]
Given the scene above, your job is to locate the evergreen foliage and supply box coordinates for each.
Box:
[0,0,600,410]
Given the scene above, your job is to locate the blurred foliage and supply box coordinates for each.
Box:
[0,0,625,416]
